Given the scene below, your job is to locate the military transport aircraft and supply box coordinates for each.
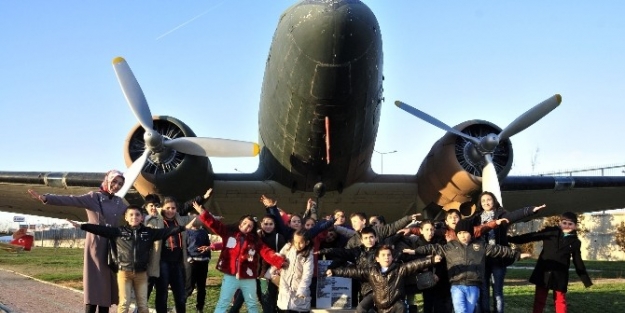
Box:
[1,0,625,224]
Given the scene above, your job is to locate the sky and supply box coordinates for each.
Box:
[1,0,625,225]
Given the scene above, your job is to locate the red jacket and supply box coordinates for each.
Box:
[199,211,284,279]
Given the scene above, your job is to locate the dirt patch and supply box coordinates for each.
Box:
[207,276,222,286]
[57,280,83,290]
[505,277,625,286]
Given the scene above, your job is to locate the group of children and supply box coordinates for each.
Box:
[33,178,594,313]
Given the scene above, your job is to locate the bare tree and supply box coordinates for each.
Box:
[531,147,540,174]
[616,221,625,253]
[0,221,11,234]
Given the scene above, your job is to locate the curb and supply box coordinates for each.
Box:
[0,268,83,294]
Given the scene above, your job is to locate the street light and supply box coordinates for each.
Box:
[373,149,397,174]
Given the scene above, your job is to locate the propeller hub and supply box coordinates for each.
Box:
[144,131,164,152]
[478,133,500,154]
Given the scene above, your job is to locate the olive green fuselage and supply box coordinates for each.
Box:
[258,0,383,192]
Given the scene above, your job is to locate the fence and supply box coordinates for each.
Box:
[33,228,87,248]
[30,229,223,249]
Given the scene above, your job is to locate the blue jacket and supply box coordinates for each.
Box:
[186,228,211,261]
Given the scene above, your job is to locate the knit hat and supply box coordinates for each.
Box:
[454,218,473,235]
[561,212,578,224]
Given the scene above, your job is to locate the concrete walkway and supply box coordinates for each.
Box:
[0,269,84,313]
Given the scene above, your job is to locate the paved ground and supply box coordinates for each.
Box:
[0,269,165,313]
[0,269,85,313]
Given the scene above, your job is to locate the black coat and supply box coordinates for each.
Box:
[473,206,536,247]
[345,215,413,248]
[473,206,536,267]
[409,234,450,289]
[331,257,433,313]
[415,240,519,286]
[508,226,592,292]
[81,223,184,272]
[320,244,378,295]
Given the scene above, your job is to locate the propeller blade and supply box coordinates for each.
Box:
[498,94,561,140]
[395,101,479,144]
[165,137,260,157]
[112,57,154,131]
[117,150,150,199]
[482,156,503,207]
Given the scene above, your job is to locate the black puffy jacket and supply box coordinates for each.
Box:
[81,223,185,272]
[320,244,378,295]
[415,240,519,286]
[331,256,433,312]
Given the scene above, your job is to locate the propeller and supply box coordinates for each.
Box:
[395,94,562,205]
[112,57,260,197]
[117,150,149,198]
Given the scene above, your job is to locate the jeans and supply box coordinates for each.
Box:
[481,264,507,313]
[155,261,186,313]
[451,285,479,313]
[117,270,149,313]
[229,280,263,313]
[215,274,260,313]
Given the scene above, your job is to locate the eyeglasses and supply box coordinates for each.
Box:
[561,221,575,226]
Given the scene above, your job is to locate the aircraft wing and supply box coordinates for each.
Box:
[208,174,625,222]
[0,171,144,222]
[2,171,625,223]
[501,175,625,218]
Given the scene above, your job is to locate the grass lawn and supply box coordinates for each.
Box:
[1,248,625,312]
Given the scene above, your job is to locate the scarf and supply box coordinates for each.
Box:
[481,210,496,245]
[100,170,124,196]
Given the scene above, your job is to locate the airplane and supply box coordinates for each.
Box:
[1,0,625,224]
[0,228,34,252]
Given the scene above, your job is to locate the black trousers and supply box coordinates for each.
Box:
[85,304,108,313]
[186,260,209,310]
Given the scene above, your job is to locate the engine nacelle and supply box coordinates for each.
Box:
[123,115,214,201]
[416,120,513,217]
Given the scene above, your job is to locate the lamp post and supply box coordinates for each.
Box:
[373,149,397,174]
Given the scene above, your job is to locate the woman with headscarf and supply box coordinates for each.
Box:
[29,170,128,313]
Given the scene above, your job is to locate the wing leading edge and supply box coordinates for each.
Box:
[2,173,625,223]
[501,175,625,218]
[0,171,143,221]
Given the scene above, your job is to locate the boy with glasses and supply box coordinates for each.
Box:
[508,212,593,313]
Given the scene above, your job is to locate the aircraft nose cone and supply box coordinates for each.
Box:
[287,0,381,64]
